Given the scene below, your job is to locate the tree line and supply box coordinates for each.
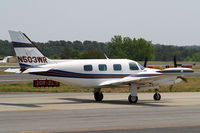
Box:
[0,36,200,61]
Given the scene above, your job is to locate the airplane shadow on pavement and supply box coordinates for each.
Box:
[58,98,168,107]
[0,98,169,108]
[0,103,41,108]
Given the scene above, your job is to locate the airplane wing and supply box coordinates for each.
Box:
[100,72,164,87]
[100,67,193,87]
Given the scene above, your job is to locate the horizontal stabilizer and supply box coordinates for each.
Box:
[22,67,52,73]
[4,68,21,73]
[4,67,51,74]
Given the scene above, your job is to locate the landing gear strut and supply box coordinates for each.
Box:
[153,89,161,101]
[128,84,138,103]
[94,88,103,101]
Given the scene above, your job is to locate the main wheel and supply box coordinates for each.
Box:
[94,92,103,101]
[153,93,161,101]
[128,95,138,103]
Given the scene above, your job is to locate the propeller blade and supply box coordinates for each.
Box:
[174,55,177,68]
[177,76,188,83]
[144,57,148,67]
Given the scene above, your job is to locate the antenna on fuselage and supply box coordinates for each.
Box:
[104,53,109,59]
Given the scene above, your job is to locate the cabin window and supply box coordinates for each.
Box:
[98,64,107,71]
[84,65,93,71]
[113,64,122,71]
[129,62,139,70]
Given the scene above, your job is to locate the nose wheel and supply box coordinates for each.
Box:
[153,92,161,101]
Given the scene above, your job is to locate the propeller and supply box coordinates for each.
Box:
[144,57,148,68]
[174,55,177,68]
[169,76,188,91]
[177,76,188,83]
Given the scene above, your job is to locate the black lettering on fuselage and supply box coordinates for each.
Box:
[27,57,32,63]
[32,57,37,63]
[17,56,23,62]
[17,56,48,63]
[43,57,48,63]
[22,56,27,63]
[37,57,43,63]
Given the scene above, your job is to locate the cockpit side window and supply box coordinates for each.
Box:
[129,62,139,70]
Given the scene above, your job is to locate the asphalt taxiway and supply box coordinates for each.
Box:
[0,92,200,133]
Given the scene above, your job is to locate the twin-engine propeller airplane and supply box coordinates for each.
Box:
[6,31,194,103]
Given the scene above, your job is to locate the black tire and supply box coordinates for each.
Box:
[94,92,103,101]
[128,95,138,103]
[153,93,161,101]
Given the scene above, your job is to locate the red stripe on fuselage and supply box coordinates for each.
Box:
[45,71,126,78]
[13,44,34,47]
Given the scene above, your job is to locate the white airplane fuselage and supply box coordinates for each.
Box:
[34,59,143,88]
[33,59,182,89]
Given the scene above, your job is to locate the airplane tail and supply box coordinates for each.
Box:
[8,31,51,70]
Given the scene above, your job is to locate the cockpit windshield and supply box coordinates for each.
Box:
[138,63,145,70]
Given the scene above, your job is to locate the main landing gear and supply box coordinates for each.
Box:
[94,88,103,102]
[153,90,161,101]
[128,84,138,103]
[128,95,138,103]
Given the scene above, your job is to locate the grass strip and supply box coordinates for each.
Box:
[0,77,200,93]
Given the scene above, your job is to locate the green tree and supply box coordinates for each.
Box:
[184,56,192,61]
[60,48,80,59]
[108,36,125,58]
[108,36,154,61]
[192,52,200,61]
[81,50,105,59]
[134,38,154,61]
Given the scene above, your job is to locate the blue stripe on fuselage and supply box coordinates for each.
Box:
[31,70,130,79]
[31,70,159,79]
[19,63,36,68]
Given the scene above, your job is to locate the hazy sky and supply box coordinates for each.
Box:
[1,0,200,45]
